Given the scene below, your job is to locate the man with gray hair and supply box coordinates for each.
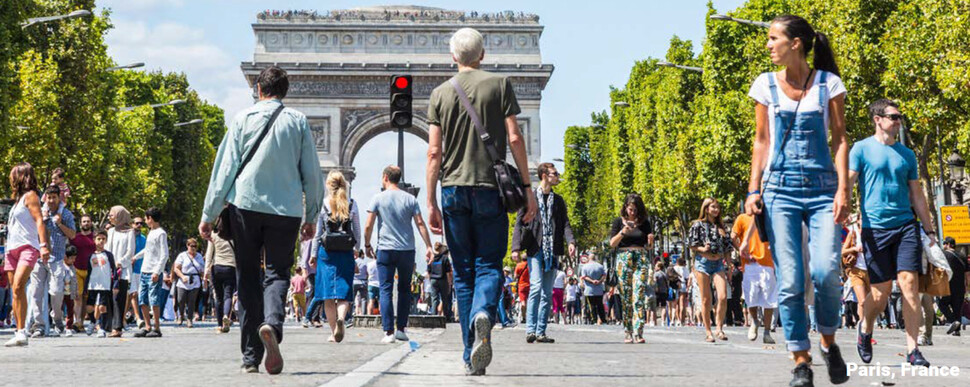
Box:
[426,27,538,376]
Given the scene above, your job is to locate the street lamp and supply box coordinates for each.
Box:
[174,119,203,127]
[657,61,703,73]
[105,62,145,72]
[710,14,770,28]
[115,98,186,112]
[21,9,92,29]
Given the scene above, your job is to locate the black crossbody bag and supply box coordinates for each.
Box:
[449,77,528,213]
[217,104,285,241]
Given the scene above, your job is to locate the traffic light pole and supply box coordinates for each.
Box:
[398,127,405,182]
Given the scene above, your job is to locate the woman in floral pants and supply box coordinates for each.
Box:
[608,194,654,343]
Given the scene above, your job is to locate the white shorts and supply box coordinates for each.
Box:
[129,272,141,294]
[742,264,777,309]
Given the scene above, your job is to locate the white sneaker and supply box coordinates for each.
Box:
[29,330,45,339]
[394,330,409,342]
[64,329,74,338]
[381,334,397,344]
[748,324,758,341]
[4,330,28,347]
[51,328,63,338]
[97,329,107,338]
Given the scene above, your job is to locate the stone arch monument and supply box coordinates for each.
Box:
[241,6,554,182]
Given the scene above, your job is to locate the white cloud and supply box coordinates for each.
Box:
[106,19,247,119]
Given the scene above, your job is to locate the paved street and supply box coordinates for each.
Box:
[1,320,969,386]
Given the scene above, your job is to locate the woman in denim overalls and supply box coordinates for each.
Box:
[744,15,851,387]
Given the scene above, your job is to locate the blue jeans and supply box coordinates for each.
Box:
[497,291,509,326]
[441,186,508,364]
[526,253,556,335]
[377,250,415,333]
[764,173,843,352]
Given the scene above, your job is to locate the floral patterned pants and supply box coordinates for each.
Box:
[616,250,654,337]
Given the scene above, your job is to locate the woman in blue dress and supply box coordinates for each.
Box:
[311,171,361,343]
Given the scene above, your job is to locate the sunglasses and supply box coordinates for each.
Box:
[880,113,903,121]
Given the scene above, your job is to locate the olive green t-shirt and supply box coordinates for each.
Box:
[427,69,521,188]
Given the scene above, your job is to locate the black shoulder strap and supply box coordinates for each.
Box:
[232,104,285,187]
[449,77,503,163]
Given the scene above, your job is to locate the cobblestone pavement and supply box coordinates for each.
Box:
[1,320,968,387]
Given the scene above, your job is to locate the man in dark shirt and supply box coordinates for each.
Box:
[941,237,968,336]
[427,243,454,321]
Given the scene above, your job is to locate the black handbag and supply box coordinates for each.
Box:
[217,104,285,241]
[319,206,356,252]
[449,77,529,213]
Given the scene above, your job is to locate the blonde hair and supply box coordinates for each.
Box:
[326,171,350,222]
[696,197,725,230]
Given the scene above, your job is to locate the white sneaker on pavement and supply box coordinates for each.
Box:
[5,330,28,347]
[748,324,758,341]
[29,330,44,339]
[381,334,396,344]
[394,330,409,342]
[97,329,107,338]
[64,329,74,338]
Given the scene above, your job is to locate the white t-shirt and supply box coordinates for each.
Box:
[88,251,114,291]
[747,70,847,174]
[851,225,867,270]
[553,271,566,289]
[366,259,379,287]
[565,284,579,302]
[175,252,205,290]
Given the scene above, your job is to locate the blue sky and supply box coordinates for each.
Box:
[98,0,747,269]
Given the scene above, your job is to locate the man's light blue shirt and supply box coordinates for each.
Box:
[202,99,324,223]
[849,136,919,229]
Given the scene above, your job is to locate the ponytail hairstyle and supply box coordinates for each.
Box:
[326,171,350,222]
[772,15,840,77]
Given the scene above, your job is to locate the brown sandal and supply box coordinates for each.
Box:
[705,334,715,343]
[716,331,728,341]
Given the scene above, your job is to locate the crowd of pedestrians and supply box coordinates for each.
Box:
[2,19,969,387]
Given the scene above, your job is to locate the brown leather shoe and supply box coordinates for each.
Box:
[108,330,123,338]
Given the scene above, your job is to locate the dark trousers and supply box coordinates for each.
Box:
[229,205,301,367]
[586,295,607,323]
[941,281,966,323]
[377,249,416,333]
[727,298,744,325]
[212,265,237,323]
[428,278,454,320]
[111,279,129,330]
[177,287,200,321]
[845,301,859,327]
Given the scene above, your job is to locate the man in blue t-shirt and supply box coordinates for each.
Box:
[363,166,434,344]
[849,99,937,368]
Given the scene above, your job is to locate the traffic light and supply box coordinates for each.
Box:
[390,75,412,129]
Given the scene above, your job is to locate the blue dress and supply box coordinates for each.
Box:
[315,246,354,301]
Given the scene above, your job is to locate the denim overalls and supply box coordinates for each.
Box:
[762,71,843,352]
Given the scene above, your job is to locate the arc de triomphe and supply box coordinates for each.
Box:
[241,6,554,182]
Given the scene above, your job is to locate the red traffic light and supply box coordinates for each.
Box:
[394,77,409,89]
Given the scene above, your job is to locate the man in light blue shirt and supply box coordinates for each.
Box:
[364,166,433,344]
[198,66,323,375]
[849,99,937,368]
